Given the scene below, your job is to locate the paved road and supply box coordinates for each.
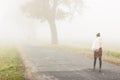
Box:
[20,46,120,80]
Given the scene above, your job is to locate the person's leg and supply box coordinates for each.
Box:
[99,57,102,72]
[93,57,97,71]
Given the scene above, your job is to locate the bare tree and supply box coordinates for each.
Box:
[22,0,83,44]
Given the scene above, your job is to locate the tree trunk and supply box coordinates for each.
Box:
[48,19,58,44]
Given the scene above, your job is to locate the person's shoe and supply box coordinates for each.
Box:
[93,67,95,71]
[99,69,101,72]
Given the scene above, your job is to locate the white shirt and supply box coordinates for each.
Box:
[92,37,102,51]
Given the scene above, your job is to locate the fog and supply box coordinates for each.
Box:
[0,0,120,49]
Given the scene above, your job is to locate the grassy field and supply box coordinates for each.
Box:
[102,50,120,65]
[103,50,120,58]
[0,47,25,80]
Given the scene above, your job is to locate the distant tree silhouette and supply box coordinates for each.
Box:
[22,0,83,44]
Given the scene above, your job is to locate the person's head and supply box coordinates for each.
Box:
[96,33,100,37]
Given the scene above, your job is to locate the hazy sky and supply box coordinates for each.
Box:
[0,0,120,48]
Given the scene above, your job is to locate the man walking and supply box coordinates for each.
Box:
[92,33,102,72]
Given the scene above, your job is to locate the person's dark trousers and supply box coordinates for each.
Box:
[93,57,102,72]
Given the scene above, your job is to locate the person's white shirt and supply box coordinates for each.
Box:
[92,37,102,51]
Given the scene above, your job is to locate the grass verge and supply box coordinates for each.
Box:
[0,47,25,80]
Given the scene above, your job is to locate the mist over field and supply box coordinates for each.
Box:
[0,0,120,50]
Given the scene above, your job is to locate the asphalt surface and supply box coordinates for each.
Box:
[20,46,120,80]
